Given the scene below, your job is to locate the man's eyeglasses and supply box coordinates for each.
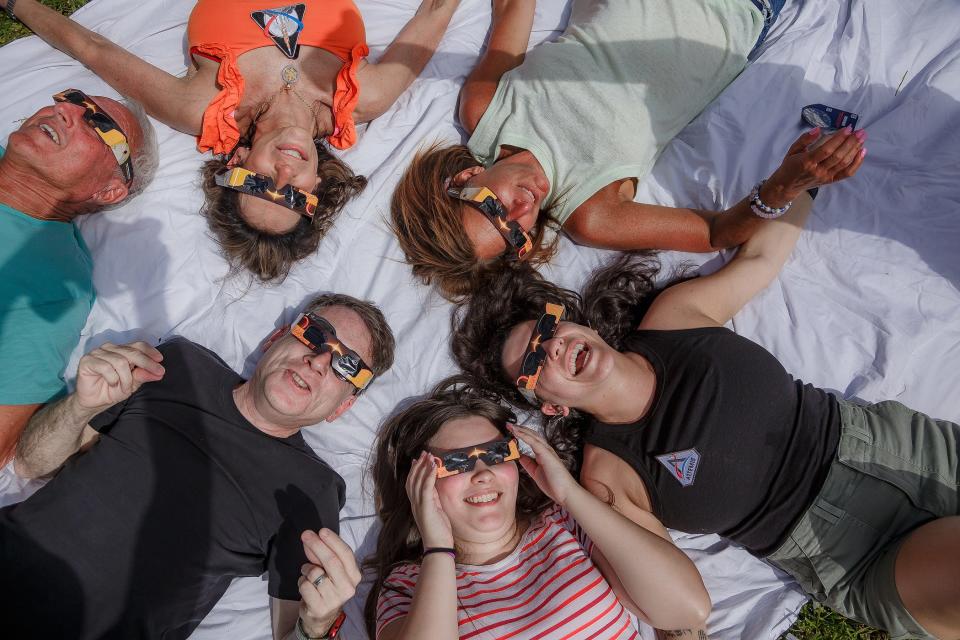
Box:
[516,303,565,403]
[290,312,374,393]
[434,437,522,479]
[215,166,319,218]
[52,89,134,184]
[447,185,534,259]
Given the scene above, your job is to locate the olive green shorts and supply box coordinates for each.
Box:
[765,400,959,640]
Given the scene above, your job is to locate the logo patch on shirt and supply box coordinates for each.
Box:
[251,4,307,59]
[655,448,701,488]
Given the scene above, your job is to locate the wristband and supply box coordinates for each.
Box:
[296,611,346,640]
[5,0,18,21]
[749,180,793,219]
[422,546,456,559]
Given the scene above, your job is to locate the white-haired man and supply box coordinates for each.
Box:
[0,88,157,463]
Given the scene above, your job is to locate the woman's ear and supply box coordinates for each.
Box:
[227,147,250,167]
[450,165,485,186]
[540,403,570,418]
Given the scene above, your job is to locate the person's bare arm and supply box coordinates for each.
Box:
[353,0,460,123]
[1,0,210,133]
[14,342,164,479]
[641,191,814,332]
[13,396,100,479]
[0,403,41,465]
[580,446,711,632]
[458,0,536,134]
[514,426,710,631]
[271,598,301,640]
[565,128,866,253]
[379,452,459,640]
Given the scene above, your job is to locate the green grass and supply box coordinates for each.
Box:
[0,0,88,45]
[782,603,891,640]
[0,4,905,640]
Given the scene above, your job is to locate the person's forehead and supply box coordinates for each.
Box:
[239,195,301,234]
[313,305,375,364]
[430,415,501,450]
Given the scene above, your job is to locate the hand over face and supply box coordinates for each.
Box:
[509,424,577,507]
[298,529,362,637]
[406,451,454,548]
[75,341,165,411]
[770,127,867,198]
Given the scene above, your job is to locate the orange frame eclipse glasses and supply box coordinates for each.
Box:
[290,312,374,393]
[447,185,534,259]
[515,303,565,403]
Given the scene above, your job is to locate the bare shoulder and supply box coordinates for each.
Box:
[581,444,653,512]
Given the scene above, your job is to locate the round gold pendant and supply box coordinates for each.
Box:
[281,64,300,86]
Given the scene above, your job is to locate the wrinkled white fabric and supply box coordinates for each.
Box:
[0,0,957,638]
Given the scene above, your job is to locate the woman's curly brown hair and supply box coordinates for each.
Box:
[390,142,559,302]
[200,131,366,282]
[450,252,665,472]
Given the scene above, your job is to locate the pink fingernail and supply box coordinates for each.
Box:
[844,125,853,134]
[860,149,867,158]
[855,129,866,141]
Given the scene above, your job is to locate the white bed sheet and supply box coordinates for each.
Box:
[1,0,957,638]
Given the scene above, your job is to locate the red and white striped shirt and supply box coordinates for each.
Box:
[376,506,639,640]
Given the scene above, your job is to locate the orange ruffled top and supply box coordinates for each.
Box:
[188,0,368,154]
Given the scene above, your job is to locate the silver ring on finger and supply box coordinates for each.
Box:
[312,572,327,588]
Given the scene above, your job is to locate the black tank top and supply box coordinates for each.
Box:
[584,327,840,556]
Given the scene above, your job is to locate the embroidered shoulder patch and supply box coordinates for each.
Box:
[655,448,701,488]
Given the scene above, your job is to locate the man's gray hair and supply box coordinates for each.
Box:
[114,97,158,203]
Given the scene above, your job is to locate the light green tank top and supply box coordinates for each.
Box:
[468,0,762,225]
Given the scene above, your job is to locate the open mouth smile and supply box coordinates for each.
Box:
[39,123,61,145]
[288,369,312,392]
[464,492,501,505]
[277,145,306,161]
[568,341,590,376]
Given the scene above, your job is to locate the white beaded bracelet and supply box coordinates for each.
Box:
[749,180,792,219]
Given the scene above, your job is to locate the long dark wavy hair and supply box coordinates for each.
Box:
[200,109,367,282]
[450,252,668,469]
[363,380,553,638]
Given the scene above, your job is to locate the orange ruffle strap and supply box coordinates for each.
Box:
[193,43,245,155]
[327,43,369,150]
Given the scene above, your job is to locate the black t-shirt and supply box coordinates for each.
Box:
[0,338,345,639]
[584,327,840,556]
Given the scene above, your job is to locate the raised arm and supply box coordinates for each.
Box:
[14,342,164,479]
[641,186,815,331]
[1,0,209,133]
[379,451,458,640]
[511,426,710,631]
[271,529,361,640]
[565,127,866,253]
[353,0,461,123]
[458,0,535,134]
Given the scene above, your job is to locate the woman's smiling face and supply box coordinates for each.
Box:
[429,416,520,544]
[501,319,617,412]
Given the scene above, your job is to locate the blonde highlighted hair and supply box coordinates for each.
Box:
[390,142,558,301]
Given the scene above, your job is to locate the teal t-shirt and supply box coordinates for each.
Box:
[0,146,95,404]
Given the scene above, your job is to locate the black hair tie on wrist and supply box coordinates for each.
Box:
[422,547,456,558]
